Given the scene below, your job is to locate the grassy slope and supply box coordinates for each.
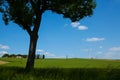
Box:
[35,59,120,68]
[0,61,9,65]
[0,58,120,68]
[0,58,120,80]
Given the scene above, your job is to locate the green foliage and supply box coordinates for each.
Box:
[2,0,35,27]
[48,0,96,21]
[0,0,3,12]
[1,0,96,30]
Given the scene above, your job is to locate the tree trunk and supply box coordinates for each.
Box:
[25,4,43,71]
[25,33,38,71]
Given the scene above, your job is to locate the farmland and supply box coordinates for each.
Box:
[0,58,120,80]
[0,58,120,68]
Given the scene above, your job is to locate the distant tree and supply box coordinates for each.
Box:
[0,0,96,71]
[43,54,45,59]
[36,54,40,59]
[2,53,9,58]
[9,54,16,58]
[22,55,28,58]
[16,54,28,58]
[17,54,21,56]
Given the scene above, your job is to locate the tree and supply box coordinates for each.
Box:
[9,54,16,58]
[36,54,40,59]
[0,0,3,12]
[2,53,9,58]
[0,0,96,71]
[43,54,45,59]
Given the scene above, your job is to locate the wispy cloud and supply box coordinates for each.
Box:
[0,51,8,54]
[109,47,120,51]
[71,22,80,27]
[99,46,103,49]
[78,25,88,30]
[36,49,56,57]
[44,52,56,57]
[103,52,120,59]
[36,49,44,53]
[63,23,69,28]
[0,44,10,50]
[96,51,103,55]
[101,47,120,59]
[83,49,92,52]
[71,22,88,30]
[86,37,105,42]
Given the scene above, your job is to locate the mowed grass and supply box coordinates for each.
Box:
[0,58,120,80]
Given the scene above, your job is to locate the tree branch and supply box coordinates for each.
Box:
[32,0,42,34]
[30,0,35,6]
[26,26,32,35]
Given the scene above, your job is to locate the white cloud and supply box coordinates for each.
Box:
[100,47,120,59]
[103,52,120,59]
[44,52,56,57]
[86,37,105,42]
[71,22,88,31]
[91,47,120,59]
[0,51,8,54]
[0,44,10,50]
[99,46,103,49]
[36,49,57,57]
[109,47,120,51]
[36,49,44,53]
[97,51,103,54]
[71,22,80,27]
[78,25,88,30]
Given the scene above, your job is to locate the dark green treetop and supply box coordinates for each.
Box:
[1,0,96,33]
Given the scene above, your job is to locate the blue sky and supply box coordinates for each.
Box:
[0,0,120,59]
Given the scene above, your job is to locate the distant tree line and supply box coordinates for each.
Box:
[36,54,45,59]
[2,54,45,59]
[2,54,28,58]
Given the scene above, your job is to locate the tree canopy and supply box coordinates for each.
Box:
[1,0,96,33]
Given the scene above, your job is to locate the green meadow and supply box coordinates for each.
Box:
[0,58,120,80]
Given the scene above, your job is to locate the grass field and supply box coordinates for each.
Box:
[0,58,120,80]
[0,61,9,65]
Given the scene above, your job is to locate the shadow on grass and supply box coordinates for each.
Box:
[0,66,120,80]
